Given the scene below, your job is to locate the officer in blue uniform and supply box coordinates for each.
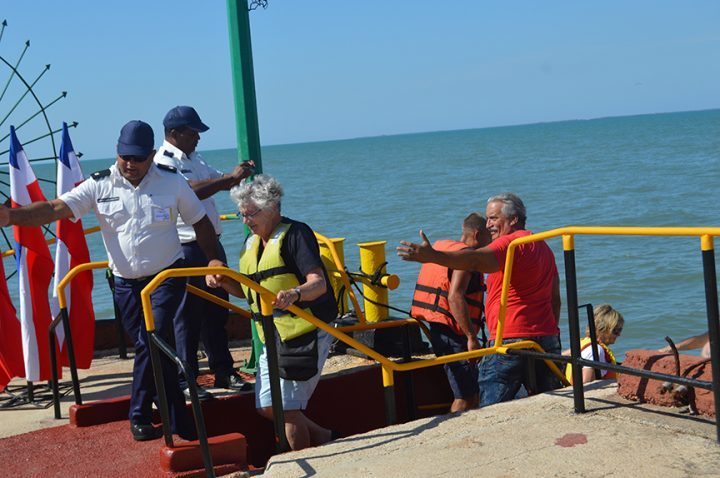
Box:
[155,106,255,399]
[0,120,223,441]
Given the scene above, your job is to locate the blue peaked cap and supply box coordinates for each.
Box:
[162,106,209,132]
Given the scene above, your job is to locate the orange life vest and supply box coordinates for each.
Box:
[410,239,485,336]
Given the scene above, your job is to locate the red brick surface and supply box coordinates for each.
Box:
[617,349,714,417]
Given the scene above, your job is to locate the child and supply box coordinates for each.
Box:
[563,304,624,385]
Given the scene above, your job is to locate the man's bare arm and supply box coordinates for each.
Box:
[188,161,254,200]
[551,273,561,326]
[447,270,481,356]
[0,199,74,228]
[398,230,500,273]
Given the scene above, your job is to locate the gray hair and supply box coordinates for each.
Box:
[230,174,283,211]
[487,192,526,228]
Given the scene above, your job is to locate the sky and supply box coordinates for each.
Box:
[0,1,718,160]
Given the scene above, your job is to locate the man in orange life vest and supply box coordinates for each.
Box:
[399,193,562,406]
[410,213,491,412]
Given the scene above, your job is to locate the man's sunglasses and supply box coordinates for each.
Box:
[120,155,150,163]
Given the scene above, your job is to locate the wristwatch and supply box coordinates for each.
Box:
[293,287,302,302]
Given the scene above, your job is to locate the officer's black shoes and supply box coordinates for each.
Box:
[215,372,252,391]
[183,385,214,401]
[130,422,162,441]
[176,428,198,442]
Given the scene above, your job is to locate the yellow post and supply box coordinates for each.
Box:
[358,241,390,322]
[319,237,348,314]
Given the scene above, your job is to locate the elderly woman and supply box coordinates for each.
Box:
[563,304,624,385]
[207,174,337,451]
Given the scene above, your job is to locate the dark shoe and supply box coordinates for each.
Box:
[215,372,252,391]
[183,385,214,401]
[176,428,198,442]
[130,422,162,441]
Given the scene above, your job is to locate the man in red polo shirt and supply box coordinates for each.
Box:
[398,192,562,406]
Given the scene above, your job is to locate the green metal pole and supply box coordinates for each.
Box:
[226,0,263,171]
[227,0,264,372]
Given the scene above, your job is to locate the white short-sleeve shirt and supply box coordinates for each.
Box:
[154,141,222,242]
[60,163,207,279]
[580,343,610,378]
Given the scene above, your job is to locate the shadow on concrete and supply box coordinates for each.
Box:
[265,414,450,478]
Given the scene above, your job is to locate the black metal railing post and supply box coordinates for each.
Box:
[147,331,174,448]
[580,304,602,380]
[106,270,128,359]
[60,308,82,404]
[382,367,397,426]
[401,324,416,420]
[259,306,290,453]
[49,313,62,419]
[152,334,215,477]
[700,235,720,443]
[563,234,585,412]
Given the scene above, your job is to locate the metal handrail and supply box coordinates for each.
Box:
[1,226,101,258]
[49,261,109,418]
[141,266,568,429]
[498,226,720,443]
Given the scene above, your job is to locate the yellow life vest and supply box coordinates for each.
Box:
[565,337,618,384]
[239,221,316,343]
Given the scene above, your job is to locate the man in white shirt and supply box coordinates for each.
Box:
[0,120,222,442]
[155,106,254,400]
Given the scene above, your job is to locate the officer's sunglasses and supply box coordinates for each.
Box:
[120,155,150,163]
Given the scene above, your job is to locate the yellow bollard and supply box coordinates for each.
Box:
[319,237,348,314]
[358,241,391,322]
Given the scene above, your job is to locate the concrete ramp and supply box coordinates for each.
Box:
[263,383,720,478]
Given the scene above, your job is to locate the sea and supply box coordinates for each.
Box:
[2,108,719,361]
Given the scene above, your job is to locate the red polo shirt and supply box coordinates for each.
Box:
[485,229,559,339]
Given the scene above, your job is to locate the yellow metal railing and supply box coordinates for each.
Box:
[140,265,566,424]
[1,226,101,258]
[56,260,108,309]
[496,225,720,346]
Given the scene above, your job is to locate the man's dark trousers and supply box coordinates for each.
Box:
[175,239,234,388]
[114,269,195,438]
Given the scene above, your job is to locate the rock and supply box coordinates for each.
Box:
[617,349,714,417]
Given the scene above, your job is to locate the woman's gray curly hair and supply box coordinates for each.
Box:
[230,174,283,211]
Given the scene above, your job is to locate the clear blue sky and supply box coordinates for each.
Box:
[1,1,718,159]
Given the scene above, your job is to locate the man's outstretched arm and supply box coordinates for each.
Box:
[398,230,501,273]
[0,199,74,228]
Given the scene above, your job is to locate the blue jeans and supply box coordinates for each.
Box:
[479,335,562,407]
[428,323,479,400]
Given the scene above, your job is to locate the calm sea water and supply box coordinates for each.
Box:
[3,109,719,360]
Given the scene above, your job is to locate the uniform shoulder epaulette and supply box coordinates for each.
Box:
[91,169,111,180]
[156,163,177,173]
[162,150,175,158]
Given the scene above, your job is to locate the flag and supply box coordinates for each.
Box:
[50,123,95,369]
[9,126,56,382]
[0,254,23,392]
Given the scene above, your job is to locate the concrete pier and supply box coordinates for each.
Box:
[261,382,720,478]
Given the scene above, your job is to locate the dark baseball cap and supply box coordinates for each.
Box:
[163,106,209,132]
[116,120,155,157]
